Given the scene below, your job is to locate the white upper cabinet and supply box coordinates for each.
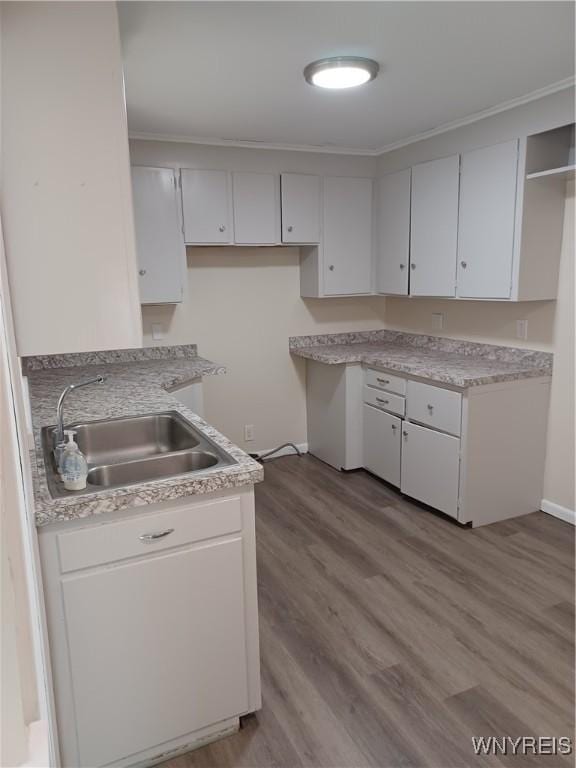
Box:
[131,167,185,305]
[181,169,232,245]
[409,155,459,297]
[232,172,280,245]
[376,169,411,295]
[280,173,321,244]
[457,140,518,299]
[323,176,373,295]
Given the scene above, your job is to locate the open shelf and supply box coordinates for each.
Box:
[526,164,576,180]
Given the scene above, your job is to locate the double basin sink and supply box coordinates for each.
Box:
[42,411,237,498]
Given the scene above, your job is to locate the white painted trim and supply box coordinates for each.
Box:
[254,442,308,460]
[541,499,576,525]
[127,132,377,156]
[129,77,575,158]
[376,77,575,154]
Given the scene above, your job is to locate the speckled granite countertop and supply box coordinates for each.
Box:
[23,346,263,527]
[289,330,552,388]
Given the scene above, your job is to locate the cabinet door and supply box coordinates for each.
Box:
[457,140,518,299]
[131,167,185,304]
[323,176,373,295]
[181,169,232,244]
[233,172,280,244]
[410,155,459,297]
[401,422,460,518]
[376,169,411,295]
[61,539,248,767]
[363,404,401,486]
[281,173,320,243]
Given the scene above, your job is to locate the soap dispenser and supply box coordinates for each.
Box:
[61,430,88,491]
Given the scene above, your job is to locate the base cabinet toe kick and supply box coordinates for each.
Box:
[38,487,261,768]
[306,360,551,527]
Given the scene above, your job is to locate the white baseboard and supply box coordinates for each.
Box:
[541,499,575,525]
[254,442,308,460]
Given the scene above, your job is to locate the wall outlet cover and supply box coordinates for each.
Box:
[431,312,445,331]
[151,323,165,340]
[244,424,255,442]
[516,319,528,340]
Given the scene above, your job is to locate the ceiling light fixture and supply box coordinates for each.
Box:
[303,56,379,89]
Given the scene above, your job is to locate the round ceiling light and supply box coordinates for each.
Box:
[303,56,379,89]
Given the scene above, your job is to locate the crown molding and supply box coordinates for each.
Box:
[375,76,575,154]
[127,132,379,156]
[128,77,575,158]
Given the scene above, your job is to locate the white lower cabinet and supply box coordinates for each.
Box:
[400,421,460,519]
[39,489,261,768]
[363,404,401,486]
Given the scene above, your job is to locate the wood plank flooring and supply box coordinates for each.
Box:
[162,455,575,768]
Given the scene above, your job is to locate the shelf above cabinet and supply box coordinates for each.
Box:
[526,164,576,180]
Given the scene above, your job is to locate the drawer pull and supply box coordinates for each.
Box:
[139,528,175,543]
[376,397,390,405]
[376,378,390,385]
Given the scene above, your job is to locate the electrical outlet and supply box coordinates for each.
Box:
[431,312,445,331]
[244,424,255,442]
[151,323,164,340]
[516,319,528,340]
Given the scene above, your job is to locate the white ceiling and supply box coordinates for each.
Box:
[118,1,575,154]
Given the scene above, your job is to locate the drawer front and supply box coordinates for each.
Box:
[363,385,405,417]
[364,368,406,395]
[406,381,462,436]
[57,496,242,573]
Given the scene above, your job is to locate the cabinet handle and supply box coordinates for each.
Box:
[139,269,147,276]
[410,263,416,270]
[287,225,293,232]
[391,424,397,431]
[403,430,408,438]
[376,397,389,405]
[219,225,226,233]
[399,264,406,270]
[328,264,335,271]
[139,528,175,543]
[460,261,467,269]
[376,377,390,385]
[427,404,434,412]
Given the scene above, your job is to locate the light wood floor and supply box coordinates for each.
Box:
[162,455,574,768]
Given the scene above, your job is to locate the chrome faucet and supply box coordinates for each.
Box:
[55,375,106,447]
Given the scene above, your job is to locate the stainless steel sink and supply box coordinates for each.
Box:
[87,451,219,488]
[41,411,236,498]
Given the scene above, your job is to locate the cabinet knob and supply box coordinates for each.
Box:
[403,430,408,438]
[427,404,434,412]
[460,261,467,269]
[287,225,293,232]
[328,265,335,271]
[139,269,147,276]
[399,264,406,270]
[410,263,416,270]
[391,424,397,431]
[219,225,226,233]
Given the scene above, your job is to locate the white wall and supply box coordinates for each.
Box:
[133,140,387,452]
[0,2,142,356]
[135,89,574,512]
[543,181,574,514]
